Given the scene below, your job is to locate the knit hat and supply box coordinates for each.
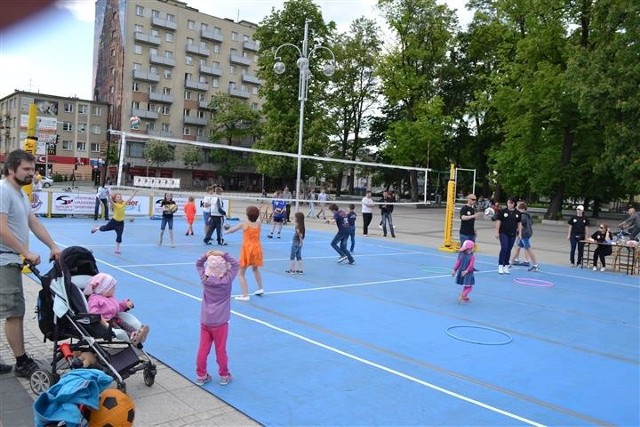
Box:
[459,240,475,252]
[85,273,117,296]
[205,255,228,278]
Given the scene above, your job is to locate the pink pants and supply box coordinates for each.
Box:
[196,322,229,378]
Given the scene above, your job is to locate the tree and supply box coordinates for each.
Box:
[326,17,382,195]
[377,0,458,201]
[253,0,336,183]
[143,140,173,176]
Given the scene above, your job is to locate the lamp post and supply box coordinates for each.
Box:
[273,19,336,211]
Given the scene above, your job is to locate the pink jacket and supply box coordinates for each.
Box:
[87,294,129,321]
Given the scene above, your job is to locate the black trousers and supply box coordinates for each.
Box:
[204,216,223,244]
[362,213,373,235]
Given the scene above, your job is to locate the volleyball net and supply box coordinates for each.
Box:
[107,130,432,210]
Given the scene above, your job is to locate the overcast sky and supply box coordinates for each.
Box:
[0,0,472,100]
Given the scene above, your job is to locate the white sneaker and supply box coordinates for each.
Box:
[592,266,598,271]
[600,267,606,272]
[503,265,510,274]
[234,295,250,302]
[337,256,348,263]
[498,265,504,274]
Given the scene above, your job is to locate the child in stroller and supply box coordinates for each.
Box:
[84,273,150,346]
[27,246,156,395]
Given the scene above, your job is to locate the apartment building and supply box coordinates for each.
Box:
[0,91,110,179]
[93,0,263,189]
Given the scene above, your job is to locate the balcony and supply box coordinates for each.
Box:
[184,116,208,126]
[184,80,208,91]
[132,108,158,120]
[199,64,222,76]
[243,40,259,52]
[241,73,261,85]
[228,88,250,99]
[132,70,160,83]
[149,92,174,104]
[186,44,210,57]
[230,54,252,66]
[134,32,161,46]
[151,16,177,31]
[150,54,176,67]
[199,100,211,109]
[201,29,223,42]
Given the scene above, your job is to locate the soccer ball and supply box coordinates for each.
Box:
[484,207,495,219]
[85,388,135,427]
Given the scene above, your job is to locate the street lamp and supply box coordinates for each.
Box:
[273,19,336,211]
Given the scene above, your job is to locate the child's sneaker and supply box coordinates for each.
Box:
[253,289,265,296]
[528,265,540,272]
[196,374,212,386]
[296,270,304,274]
[219,374,233,386]
[234,295,250,301]
[600,267,606,272]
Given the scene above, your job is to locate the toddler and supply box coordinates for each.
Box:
[286,212,305,274]
[85,273,149,346]
[195,250,239,386]
[452,240,476,303]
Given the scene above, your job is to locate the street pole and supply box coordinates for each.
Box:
[273,20,335,212]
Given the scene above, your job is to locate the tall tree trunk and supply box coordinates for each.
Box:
[546,126,574,219]
[409,170,418,202]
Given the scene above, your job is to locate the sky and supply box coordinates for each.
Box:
[0,0,472,101]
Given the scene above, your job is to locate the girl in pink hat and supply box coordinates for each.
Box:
[452,240,476,303]
[85,273,149,346]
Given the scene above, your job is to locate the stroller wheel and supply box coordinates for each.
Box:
[30,369,55,395]
[143,364,156,387]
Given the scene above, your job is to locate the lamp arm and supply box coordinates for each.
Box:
[308,45,336,63]
[273,43,303,59]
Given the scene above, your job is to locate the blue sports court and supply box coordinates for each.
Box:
[26,215,639,426]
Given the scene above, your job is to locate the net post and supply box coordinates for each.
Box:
[439,163,459,252]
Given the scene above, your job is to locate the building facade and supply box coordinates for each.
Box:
[93,0,264,190]
[0,91,110,180]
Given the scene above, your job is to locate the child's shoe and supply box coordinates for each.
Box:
[254,289,265,296]
[296,270,304,274]
[196,374,212,386]
[234,295,250,301]
[219,374,233,386]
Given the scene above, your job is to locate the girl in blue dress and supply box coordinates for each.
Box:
[452,239,476,303]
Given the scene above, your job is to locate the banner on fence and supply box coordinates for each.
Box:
[134,176,180,189]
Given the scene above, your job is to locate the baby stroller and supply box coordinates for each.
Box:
[26,245,156,394]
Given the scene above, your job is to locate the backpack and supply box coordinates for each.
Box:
[36,286,58,341]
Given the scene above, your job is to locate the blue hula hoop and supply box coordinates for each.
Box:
[446,325,513,346]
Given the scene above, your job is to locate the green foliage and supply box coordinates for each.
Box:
[143,139,174,168]
[182,145,201,169]
[207,93,261,145]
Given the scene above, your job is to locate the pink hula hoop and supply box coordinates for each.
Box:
[513,278,554,287]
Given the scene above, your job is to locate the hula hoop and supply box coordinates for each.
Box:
[446,325,513,346]
[513,278,554,287]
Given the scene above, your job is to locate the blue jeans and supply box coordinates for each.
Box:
[569,235,585,265]
[382,212,395,237]
[331,233,353,263]
[349,225,356,252]
[498,233,516,266]
[459,233,475,245]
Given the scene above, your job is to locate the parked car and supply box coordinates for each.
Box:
[41,176,54,188]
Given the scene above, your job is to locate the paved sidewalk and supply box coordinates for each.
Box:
[0,203,617,426]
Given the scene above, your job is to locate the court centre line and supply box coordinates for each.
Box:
[92,255,546,427]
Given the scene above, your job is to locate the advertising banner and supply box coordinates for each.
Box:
[30,191,49,215]
[50,193,149,216]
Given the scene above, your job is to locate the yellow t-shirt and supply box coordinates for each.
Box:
[112,201,126,221]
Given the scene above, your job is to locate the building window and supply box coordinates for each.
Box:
[76,142,86,151]
[134,44,142,55]
[129,142,144,158]
[148,84,156,93]
[78,104,88,114]
[161,106,171,115]
[185,56,193,66]
[135,5,144,16]
[132,82,140,92]
[183,108,191,117]
[197,110,206,119]
[163,87,171,95]
[164,69,172,79]
[90,143,100,152]
[187,37,194,45]
[188,20,195,30]
[199,76,207,84]
[151,29,159,37]
[229,65,236,75]
[161,123,170,132]
[213,44,220,54]
[132,101,140,110]
[252,86,258,95]
[92,106,102,116]
[134,24,143,33]
[62,122,73,131]
[63,103,73,113]
[231,31,238,41]
[201,23,208,30]
[196,128,204,137]
[197,93,205,101]
[166,32,174,43]
[91,125,101,134]
[165,51,173,59]
[212,78,219,88]
[62,140,72,150]
[183,127,191,135]
[133,62,141,70]
[149,48,158,56]
[184,91,192,100]
[147,122,155,132]
[152,9,159,18]
[167,14,175,22]
[77,123,87,133]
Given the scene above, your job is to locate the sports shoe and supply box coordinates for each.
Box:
[130,325,150,346]
[503,265,510,274]
[511,259,519,265]
[254,289,265,296]
[600,267,606,272]
[267,234,273,239]
[0,362,12,374]
[296,270,304,274]
[219,374,233,386]
[498,265,504,274]
[337,256,348,263]
[592,266,598,271]
[91,226,99,234]
[521,261,530,267]
[285,269,296,274]
[196,374,212,386]
[528,265,540,272]
[14,357,38,378]
[348,260,356,265]
[234,295,250,301]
